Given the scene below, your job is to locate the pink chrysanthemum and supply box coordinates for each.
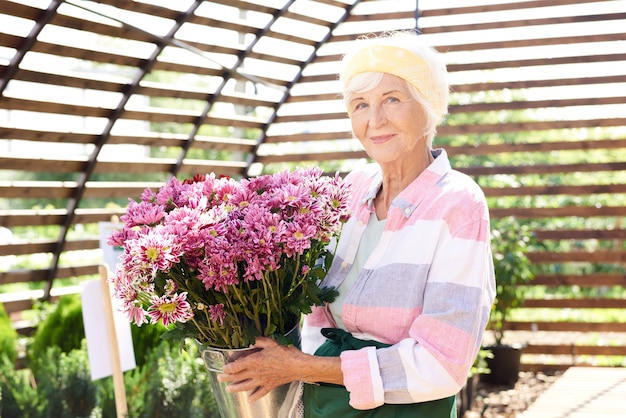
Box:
[208,303,226,326]
[147,292,193,326]
[129,229,182,275]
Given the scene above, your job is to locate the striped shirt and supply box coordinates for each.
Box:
[302,148,496,410]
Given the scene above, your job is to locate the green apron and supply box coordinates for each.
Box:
[303,328,456,417]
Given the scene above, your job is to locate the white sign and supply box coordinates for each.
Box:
[81,280,136,381]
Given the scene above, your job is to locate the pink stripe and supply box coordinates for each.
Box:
[388,196,489,242]
[410,315,475,384]
[344,305,422,344]
[341,349,378,409]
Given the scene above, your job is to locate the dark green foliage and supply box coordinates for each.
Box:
[28,295,85,374]
[34,343,99,418]
[130,322,168,368]
[29,293,166,370]
[125,341,218,418]
[0,303,18,364]
[1,338,219,417]
[0,355,43,418]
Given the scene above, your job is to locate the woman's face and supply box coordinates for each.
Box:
[347,74,428,168]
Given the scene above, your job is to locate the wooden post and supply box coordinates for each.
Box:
[99,264,128,418]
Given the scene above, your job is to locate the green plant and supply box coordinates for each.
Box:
[34,342,99,418]
[131,322,168,368]
[124,340,218,418]
[28,295,85,374]
[0,355,44,417]
[0,302,18,364]
[470,348,492,376]
[489,216,537,345]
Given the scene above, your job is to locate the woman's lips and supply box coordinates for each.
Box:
[370,134,394,144]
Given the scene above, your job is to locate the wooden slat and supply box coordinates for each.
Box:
[90,0,179,21]
[524,344,626,357]
[443,118,626,135]
[0,96,112,118]
[489,206,626,219]
[422,12,626,34]
[256,150,368,164]
[346,10,416,23]
[49,13,154,45]
[0,239,99,256]
[0,208,126,228]
[523,363,571,372]
[0,126,258,152]
[265,131,352,143]
[0,126,98,144]
[447,53,626,73]
[0,155,87,173]
[419,0,614,17]
[452,75,626,94]
[483,184,626,197]
[0,0,43,19]
[14,67,126,94]
[528,251,625,263]
[0,157,250,178]
[521,298,626,309]
[448,138,626,156]
[29,39,148,68]
[506,321,626,333]
[449,96,626,114]
[0,265,99,286]
[461,162,626,176]
[110,133,257,151]
[532,274,626,287]
[0,32,26,50]
[0,181,162,199]
[534,229,626,240]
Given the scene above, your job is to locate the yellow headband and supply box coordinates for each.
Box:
[341,44,442,117]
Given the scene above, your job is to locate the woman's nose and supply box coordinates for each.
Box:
[368,105,387,127]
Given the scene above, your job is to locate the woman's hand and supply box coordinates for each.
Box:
[217,337,303,402]
[217,337,344,402]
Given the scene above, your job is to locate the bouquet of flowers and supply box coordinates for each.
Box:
[107,168,351,349]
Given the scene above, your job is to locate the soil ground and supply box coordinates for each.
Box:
[463,371,563,418]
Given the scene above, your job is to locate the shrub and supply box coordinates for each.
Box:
[125,340,218,418]
[34,342,99,418]
[0,302,18,364]
[0,355,43,418]
[28,295,85,374]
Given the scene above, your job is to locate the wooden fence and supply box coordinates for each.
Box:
[1,0,625,370]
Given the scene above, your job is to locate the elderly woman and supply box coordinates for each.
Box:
[219,31,496,417]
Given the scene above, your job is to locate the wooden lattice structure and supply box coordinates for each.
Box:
[1,0,625,371]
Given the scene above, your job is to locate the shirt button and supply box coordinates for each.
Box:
[341,262,348,269]
[358,220,364,227]
[404,207,411,215]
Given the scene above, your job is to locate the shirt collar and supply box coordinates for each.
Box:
[358,148,449,218]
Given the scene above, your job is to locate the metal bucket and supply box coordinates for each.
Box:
[201,326,301,418]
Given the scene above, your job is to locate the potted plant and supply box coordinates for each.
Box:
[482,216,536,385]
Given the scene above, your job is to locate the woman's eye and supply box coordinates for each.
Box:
[386,96,400,104]
[354,102,368,110]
